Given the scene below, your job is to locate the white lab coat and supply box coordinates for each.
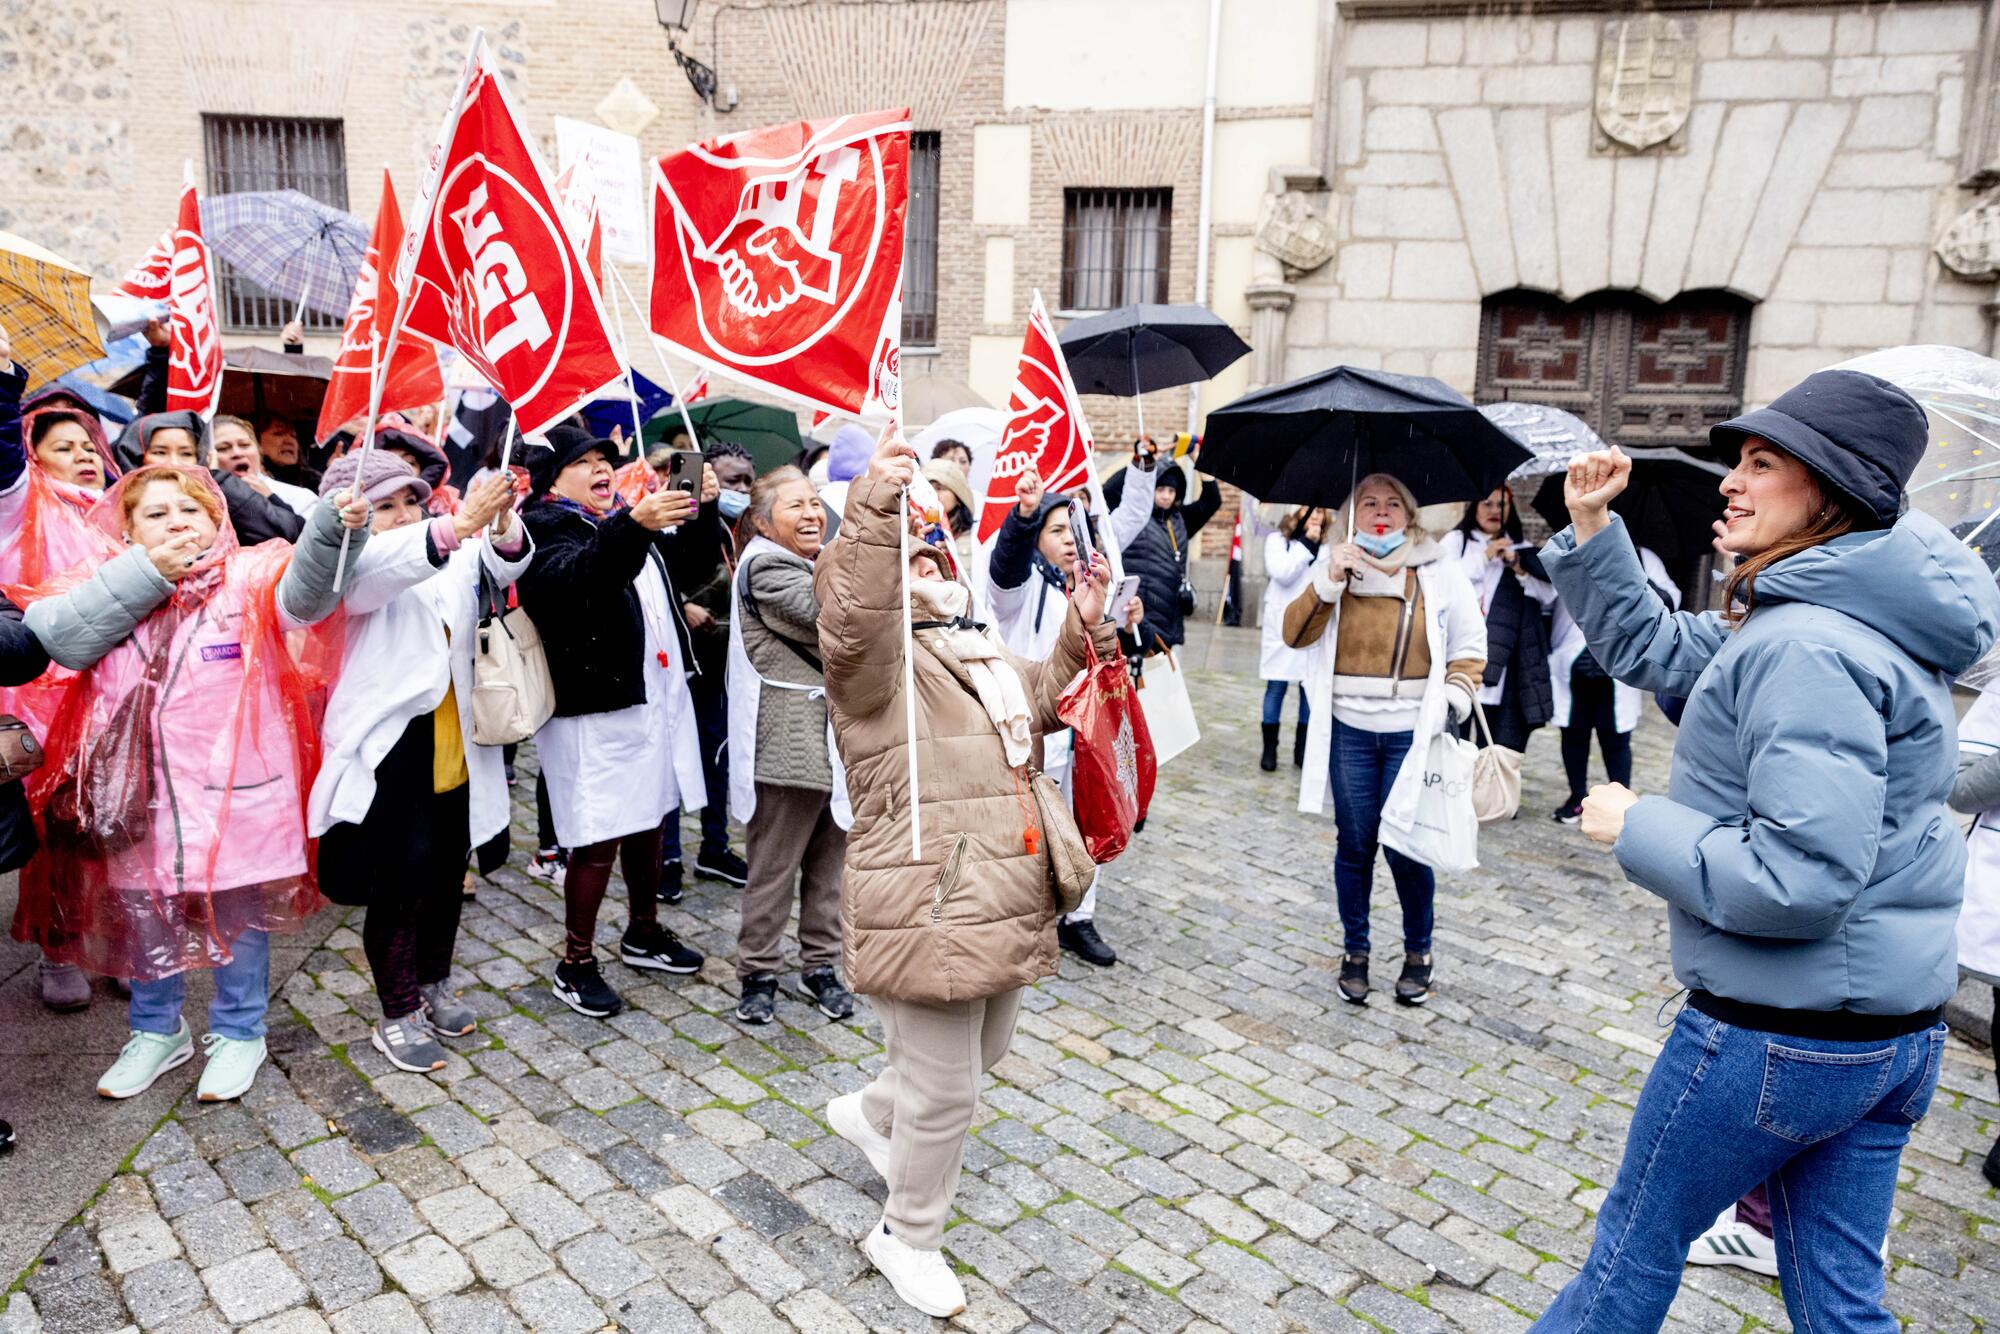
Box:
[1440,529,1556,706]
[1258,533,1315,682]
[1548,543,1677,732]
[307,520,534,846]
[535,550,706,847]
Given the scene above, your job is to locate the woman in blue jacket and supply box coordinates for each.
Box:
[1532,370,2000,1333]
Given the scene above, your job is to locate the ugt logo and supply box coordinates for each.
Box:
[433,166,567,400]
[168,229,216,386]
[656,111,903,366]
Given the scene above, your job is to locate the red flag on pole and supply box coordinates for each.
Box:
[317,169,445,443]
[553,162,605,286]
[977,291,1095,542]
[395,37,623,436]
[116,230,174,301]
[165,165,223,419]
[683,369,710,403]
[648,109,909,420]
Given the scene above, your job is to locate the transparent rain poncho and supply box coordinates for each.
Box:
[5,467,341,981]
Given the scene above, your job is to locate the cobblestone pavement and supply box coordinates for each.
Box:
[5,669,1997,1334]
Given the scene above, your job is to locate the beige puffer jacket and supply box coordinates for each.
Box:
[815,476,1118,1004]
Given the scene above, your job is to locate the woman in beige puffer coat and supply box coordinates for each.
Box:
[812,433,1118,1319]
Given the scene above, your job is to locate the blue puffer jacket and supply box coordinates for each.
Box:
[1542,512,2000,1015]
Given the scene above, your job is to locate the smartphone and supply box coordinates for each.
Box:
[1069,497,1096,568]
[663,447,704,496]
[1114,573,1142,621]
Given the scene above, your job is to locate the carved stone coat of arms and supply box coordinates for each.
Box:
[1596,15,1696,153]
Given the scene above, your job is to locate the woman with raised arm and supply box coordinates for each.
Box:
[814,432,1119,1321]
[1529,370,2000,1333]
[12,466,369,1102]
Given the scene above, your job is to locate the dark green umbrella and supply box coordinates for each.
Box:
[643,397,801,475]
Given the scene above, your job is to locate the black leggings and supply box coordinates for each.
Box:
[1562,670,1632,801]
[319,717,471,1020]
[562,828,662,964]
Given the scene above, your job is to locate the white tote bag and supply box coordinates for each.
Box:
[1380,729,1481,874]
[1136,643,1200,766]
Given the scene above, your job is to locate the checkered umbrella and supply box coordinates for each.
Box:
[0,231,105,389]
[201,190,368,323]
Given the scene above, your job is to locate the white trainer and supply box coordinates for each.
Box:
[826,1091,892,1180]
[863,1220,965,1318]
[1687,1208,1779,1277]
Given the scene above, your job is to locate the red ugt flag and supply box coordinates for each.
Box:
[649,109,908,420]
[165,166,222,419]
[396,36,623,437]
[116,230,174,301]
[317,169,445,443]
[977,291,1095,542]
[553,162,605,287]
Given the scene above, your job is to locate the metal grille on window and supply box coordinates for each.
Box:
[201,115,349,333]
[1062,188,1172,311]
[901,132,940,347]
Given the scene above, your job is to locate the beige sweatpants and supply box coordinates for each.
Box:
[860,987,1025,1248]
[739,782,847,980]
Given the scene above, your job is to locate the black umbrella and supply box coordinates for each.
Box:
[1058,303,1250,439]
[1531,446,1727,559]
[1199,365,1530,510]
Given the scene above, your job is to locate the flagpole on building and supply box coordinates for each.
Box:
[608,263,701,453]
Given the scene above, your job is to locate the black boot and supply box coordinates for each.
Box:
[1259,723,1280,772]
[1293,724,1308,768]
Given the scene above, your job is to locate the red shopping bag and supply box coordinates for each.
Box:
[1057,633,1157,863]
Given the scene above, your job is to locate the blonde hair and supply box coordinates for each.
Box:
[121,466,224,529]
[1337,472,1428,544]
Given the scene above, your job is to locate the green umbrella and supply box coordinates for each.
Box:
[642,396,802,475]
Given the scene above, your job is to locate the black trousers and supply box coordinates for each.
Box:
[1561,669,1632,801]
[319,716,471,1020]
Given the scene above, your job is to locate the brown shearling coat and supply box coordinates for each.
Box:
[814,476,1120,1004]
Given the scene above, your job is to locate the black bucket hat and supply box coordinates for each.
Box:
[528,425,615,498]
[1706,369,1928,529]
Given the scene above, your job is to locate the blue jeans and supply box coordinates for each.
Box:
[1330,720,1434,956]
[1261,679,1309,727]
[128,928,271,1043]
[1532,1006,1945,1333]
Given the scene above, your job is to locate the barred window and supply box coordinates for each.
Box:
[901,131,941,347]
[1061,187,1171,312]
[201,115,349,333]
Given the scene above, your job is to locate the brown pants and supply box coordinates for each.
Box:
[860,988,1024,1248]
[739,782,846,980]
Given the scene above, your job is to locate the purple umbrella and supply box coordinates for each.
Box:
[201,190,368,325]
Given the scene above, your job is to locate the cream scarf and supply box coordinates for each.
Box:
[910,578,1034,768]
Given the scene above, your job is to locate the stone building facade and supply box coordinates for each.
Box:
[7,0,2000,585]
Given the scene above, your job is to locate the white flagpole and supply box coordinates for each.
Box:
[600,275,646,455]
[608,263,701,453]
[496,413,521,482]
[337,28,482,591]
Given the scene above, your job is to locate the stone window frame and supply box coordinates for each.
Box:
[903,131,943,349]
[201,114,350,335]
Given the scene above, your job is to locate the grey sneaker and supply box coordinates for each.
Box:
[38,960,91,1012]
[418,983,477,1038]
[371,1016,447,1073]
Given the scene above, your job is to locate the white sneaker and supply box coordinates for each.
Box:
[863,1220,965,1318]
[1687,1208,1779,1277]
[826,1092,892,1180]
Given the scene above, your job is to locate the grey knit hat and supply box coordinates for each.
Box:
[318,449,432,505]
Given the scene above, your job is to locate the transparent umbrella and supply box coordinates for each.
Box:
[1834,345,2000,687]
[1477,401,1606,483]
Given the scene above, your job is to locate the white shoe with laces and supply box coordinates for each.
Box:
[863,1220,965,1318]
[1686,1208,1779,1277]
[826,1091,892,1180]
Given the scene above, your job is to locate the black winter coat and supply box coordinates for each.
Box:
[1482,559,1554,728]
[515,501,694,718]
[0,593,50,874]
[1102,468,1222,649]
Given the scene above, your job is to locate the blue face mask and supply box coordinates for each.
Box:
[1353,528,1406,559]
[717,488,750,520]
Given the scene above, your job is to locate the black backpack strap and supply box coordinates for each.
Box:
[738,555,824,674]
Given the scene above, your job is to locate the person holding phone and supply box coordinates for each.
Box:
[515,427,707,1019]
[1258,506,1325,771]
[1441,487,1557,756]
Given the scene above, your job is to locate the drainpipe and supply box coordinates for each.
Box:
[1186,0,1222,438]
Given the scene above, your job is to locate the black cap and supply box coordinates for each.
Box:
[528,425,615,498]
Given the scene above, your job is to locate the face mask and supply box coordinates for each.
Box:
[717,488,750,520]
[1353,528,1406,559]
